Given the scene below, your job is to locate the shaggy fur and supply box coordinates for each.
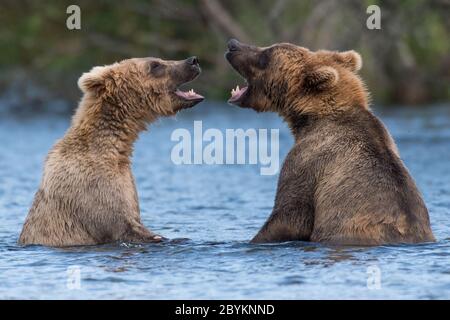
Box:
[19,57,203,247]
[226,39,435,245]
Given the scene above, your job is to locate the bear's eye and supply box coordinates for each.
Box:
[149,61,165,77]
[257,50,271,69]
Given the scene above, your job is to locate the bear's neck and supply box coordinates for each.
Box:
[282,105,368,141]
[282,85,369,141]
[69,96,155,163]
[283,112,320,141]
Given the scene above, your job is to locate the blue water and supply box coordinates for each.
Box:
[0,103,449,299]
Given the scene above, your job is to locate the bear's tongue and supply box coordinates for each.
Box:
[175,89,204,100]
[229,85,248,102]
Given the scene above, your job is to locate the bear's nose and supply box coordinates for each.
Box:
[186,56,199,66]
[228,39,241,52]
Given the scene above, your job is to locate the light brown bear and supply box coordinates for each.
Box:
[226,39,435,245]
[19,56,204,247]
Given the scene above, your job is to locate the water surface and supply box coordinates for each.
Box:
[0,103,449,299]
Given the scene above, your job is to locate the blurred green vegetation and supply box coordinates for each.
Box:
[0,0,448,111]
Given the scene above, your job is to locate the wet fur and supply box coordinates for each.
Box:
[226,41,435,245]
[19,58,201,247]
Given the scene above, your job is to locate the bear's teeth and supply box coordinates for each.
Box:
[231,85,241,96]
[186,89,196,97]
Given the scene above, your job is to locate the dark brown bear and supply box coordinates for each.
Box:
[226,39,435,245]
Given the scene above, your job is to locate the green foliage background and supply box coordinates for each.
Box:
[0,0,448,110]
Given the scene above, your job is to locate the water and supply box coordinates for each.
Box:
[0,103,449,299]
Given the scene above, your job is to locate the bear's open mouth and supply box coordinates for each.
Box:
[175,88,204,101]
[229,85,248,103]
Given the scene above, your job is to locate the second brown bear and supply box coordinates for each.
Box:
[19,56,204,247]
[226,39,435,245]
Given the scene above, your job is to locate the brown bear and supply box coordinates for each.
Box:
[226,39,435,245]
[18,56,204,247]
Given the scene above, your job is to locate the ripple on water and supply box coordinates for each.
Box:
[0,105,450,299]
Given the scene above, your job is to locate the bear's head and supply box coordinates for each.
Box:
[226,39,367,116]
[78,56,204,119]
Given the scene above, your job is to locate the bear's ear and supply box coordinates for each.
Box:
[77,65,110,94]
[304,66,339,90]
[333,50,362,72]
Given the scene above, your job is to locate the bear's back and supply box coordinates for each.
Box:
[19,133,140,246]
[284,108,434,245]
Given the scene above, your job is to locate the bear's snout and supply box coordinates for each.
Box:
[184,56,201,78]
[227,39,242,52]
[185,56,199,66]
